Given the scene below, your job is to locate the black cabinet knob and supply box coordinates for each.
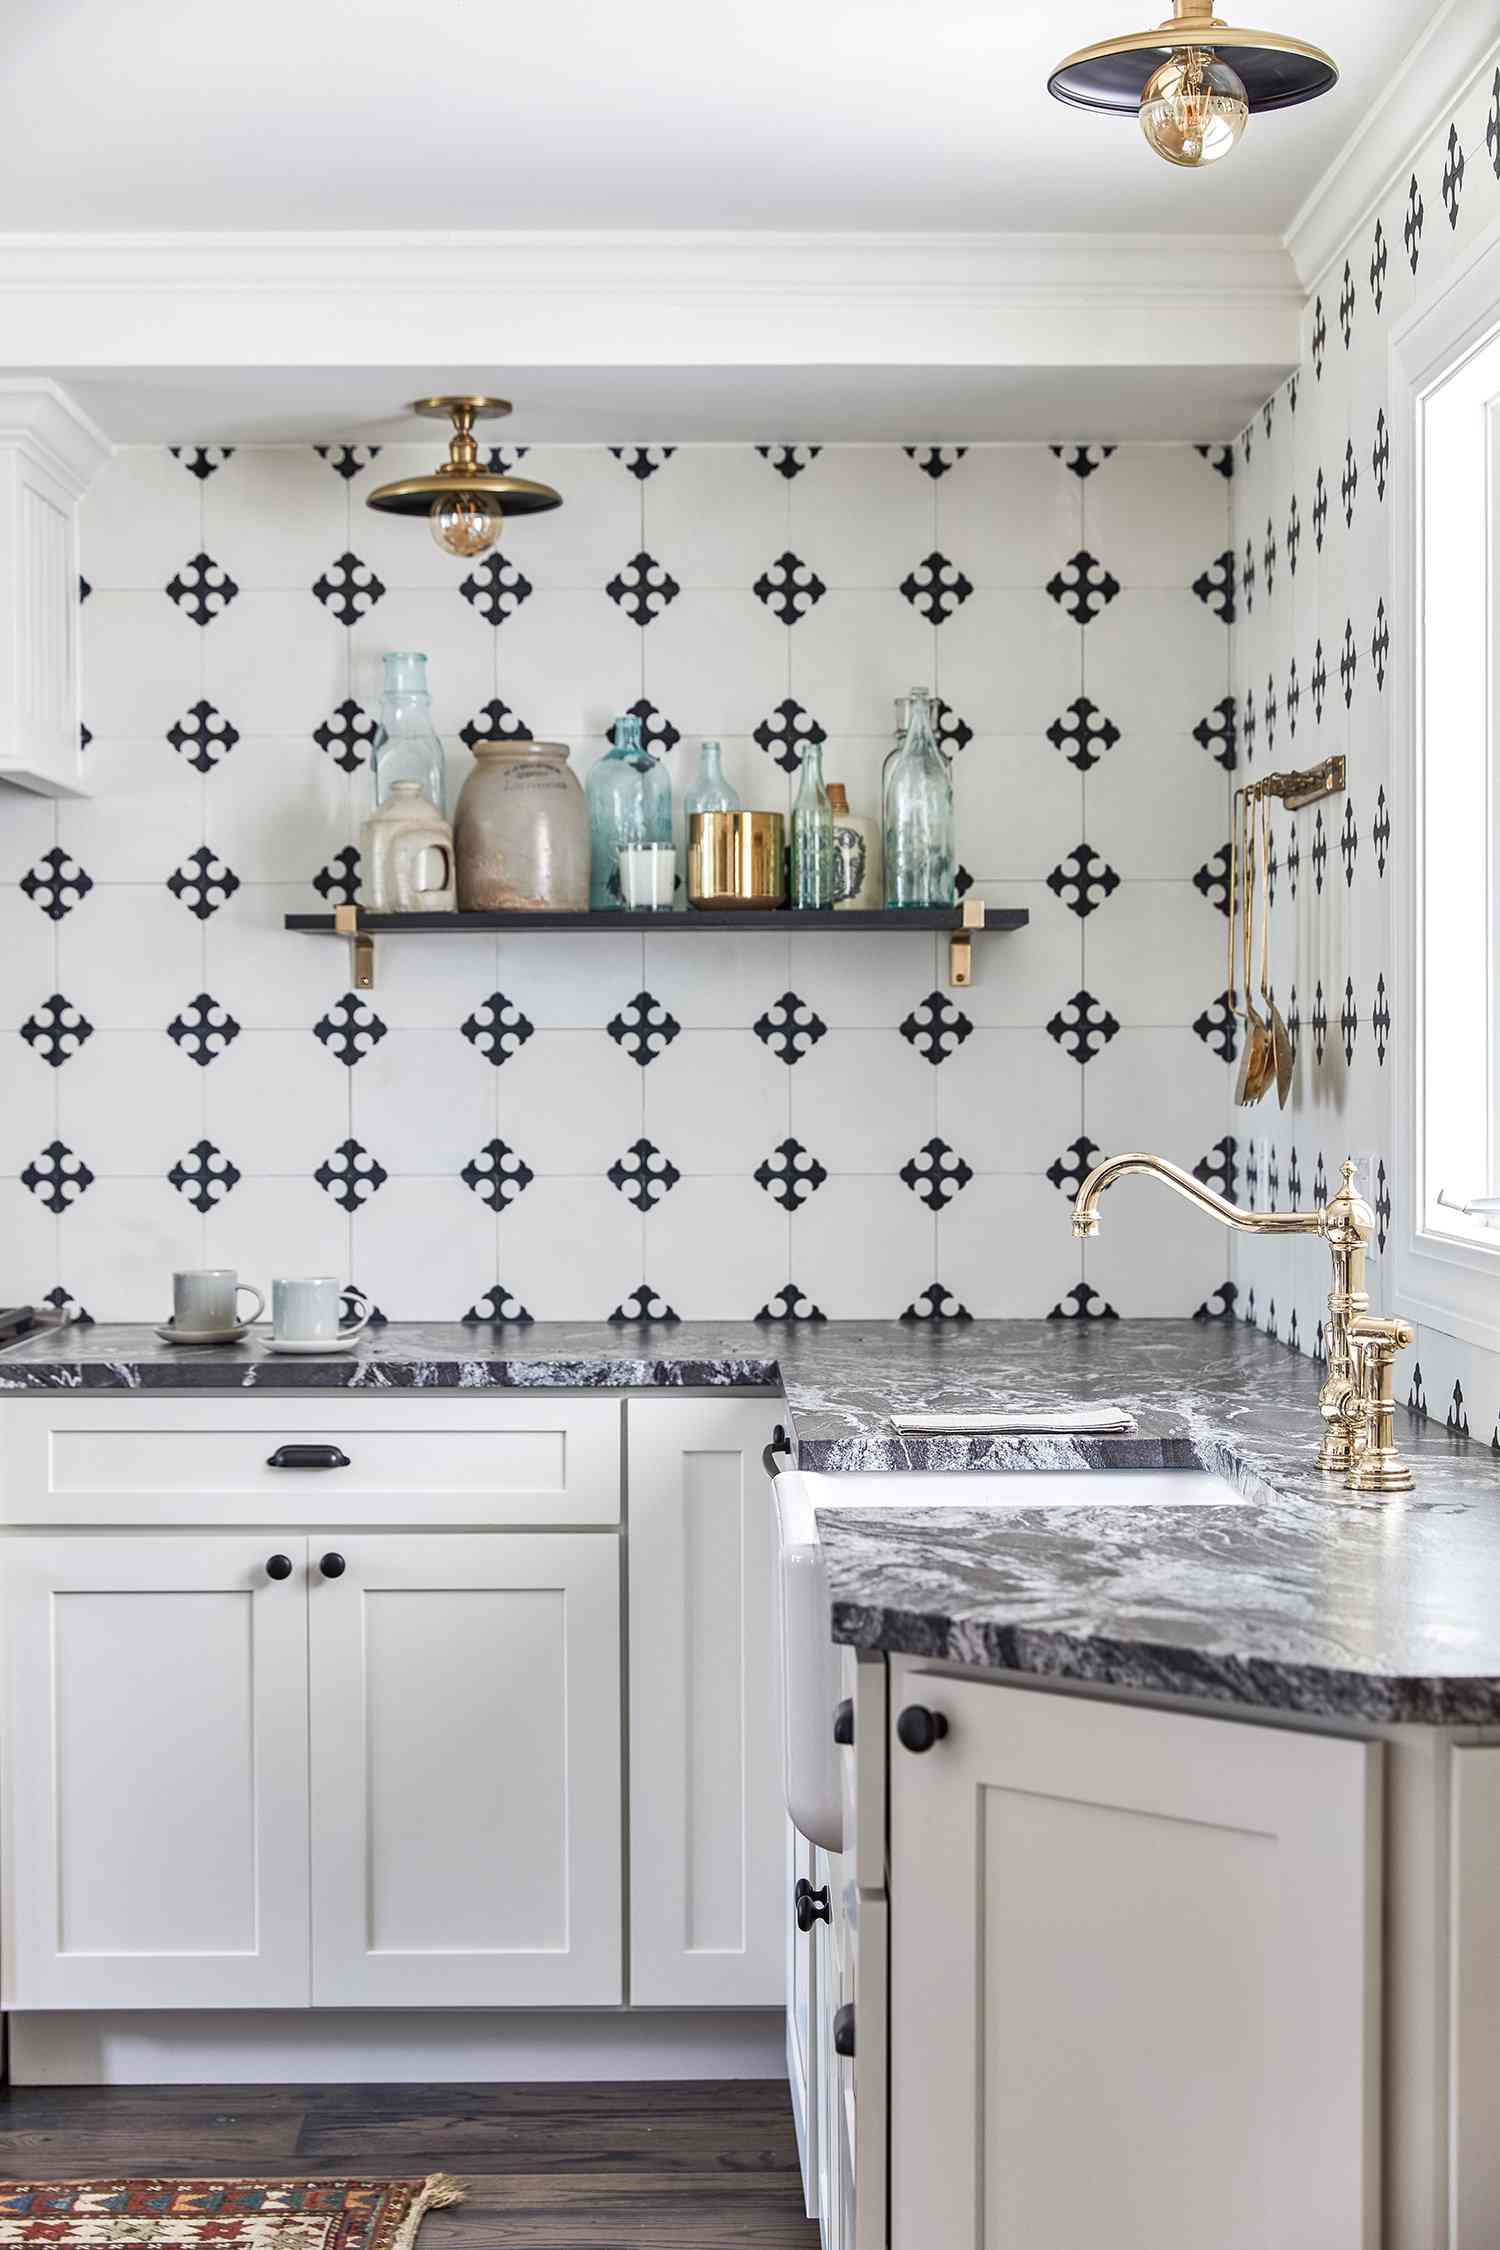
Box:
[266,1444,351,1471]
[794,1878,830,1932]
[832,1697,854,1746]
[318,1552,347,1579]
[896,1703,949,1754]
[264,1554,294,1582]
[832,2003,856,2058]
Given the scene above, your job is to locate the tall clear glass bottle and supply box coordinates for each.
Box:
[683,739,741,818]
[883,686,955,909]
[371,651,446,815]
[790,740,834,909]
[586,715,673,910]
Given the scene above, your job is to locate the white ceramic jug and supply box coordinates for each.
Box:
[360,782,457,912]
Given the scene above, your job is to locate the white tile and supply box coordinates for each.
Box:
[643,1031,789,1173]
[1082,883,1227,1026]
[206,1030,353,1176]
[789,1030,935,1173]
[81,448,205,593]
[348,588,499,740]
[937,1031,1082,1174]
[789,592,935,736]
[493,929,644,1029]
[937,1175,1081,1317]
[346,1026,494,1175]
[790,1176,934,1318]
[57,1030,207,1176]
[204,885,357,1033]
[643,1177,790,1320]
[81,593,204,741]
[56,737,204,884]
[494,446,644,593]
[58,1177,203,1323]
[0,888,57,1030]
[0,1180,57,1302]
[203,448,352,591]
[1082,1190,1232,1317]
[497,1175,642,1321]
[1085,734,1229,882]
[954,736,1082,881]
[789,447,937,591]
[202,592,350,737]
[57,886,201,1032]
[959,883,1083,1029]
[643,448,789,587]
[1083,447,1232,589]
[644,592,790,737]
[643,928,791,1027]
[204,736,352,885]
[1,1046,56,1176]
[1083,590,1230,737]
[496,1030,644,1174]
[1082,1031,1233,1173]
[0,781,57,879]
[349,1177,497,1321]
[935,448,1082,587]
[785,930,937,1029]
[203,1176,350,1304]
[935,590,1082,737]
[494,593,645,739]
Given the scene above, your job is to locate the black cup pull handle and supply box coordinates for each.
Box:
[264,1554,294,1582]
[266,1444,351,1471]
[318,1552,347,1580]
[833,1697,854,1746]
[832,2003,856,2058]
[762,1423,793,1479]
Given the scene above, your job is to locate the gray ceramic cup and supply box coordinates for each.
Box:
[173,1269,264,1332]
[272,1277,371,1344]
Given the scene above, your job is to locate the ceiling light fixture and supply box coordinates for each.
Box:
[1048,0,1337,169]
[365,396,562,559]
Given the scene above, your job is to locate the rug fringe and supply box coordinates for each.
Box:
[390,2172,465,2250]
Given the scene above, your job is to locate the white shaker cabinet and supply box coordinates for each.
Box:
[888,1667,1382,2250]
[626,1398,784,2007]
[1,1535,311,2010]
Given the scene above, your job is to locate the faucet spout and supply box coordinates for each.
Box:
[1070,1152,1318,1240]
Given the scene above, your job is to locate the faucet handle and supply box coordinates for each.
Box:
[1346,1315,1416,1495]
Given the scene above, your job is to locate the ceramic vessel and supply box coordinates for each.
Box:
[455,739,589,911]
[360,782,456,912]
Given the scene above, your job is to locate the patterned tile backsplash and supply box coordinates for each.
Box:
[3,440,1236,1323]
[1231,45,1500,1444]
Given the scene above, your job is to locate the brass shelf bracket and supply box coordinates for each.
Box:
[1256,753,1346,811]
[948,897,986,988]
[334,904,376,990]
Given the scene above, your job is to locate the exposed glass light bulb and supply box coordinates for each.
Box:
[1138,47,1248,167]
[429,489,502,558]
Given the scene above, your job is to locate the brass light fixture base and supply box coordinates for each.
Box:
[1050,0,1336,114]
[365,395,563,521]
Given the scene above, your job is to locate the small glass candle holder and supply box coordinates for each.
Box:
[618,842,677,911]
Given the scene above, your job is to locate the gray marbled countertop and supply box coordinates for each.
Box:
[3,1317,1498,1719]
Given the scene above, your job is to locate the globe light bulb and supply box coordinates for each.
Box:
[429,489,502,558]
[1138,47,1248,167]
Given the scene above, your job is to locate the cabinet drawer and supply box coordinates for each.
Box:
[0,1396,621,1526]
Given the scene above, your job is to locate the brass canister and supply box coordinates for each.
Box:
[687,811,787,908]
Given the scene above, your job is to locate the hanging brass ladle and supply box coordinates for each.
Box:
[1234,787,1274,1105]
[1258,789,1294,1107]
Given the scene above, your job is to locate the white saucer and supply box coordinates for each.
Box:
[260,1334,363,1355]
[155,1322,251,1347]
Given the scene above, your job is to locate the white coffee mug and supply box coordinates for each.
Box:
[271,1277,372,1345]
[174,1269,265,1332]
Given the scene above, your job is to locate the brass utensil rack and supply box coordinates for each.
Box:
[1251,753,1346,812]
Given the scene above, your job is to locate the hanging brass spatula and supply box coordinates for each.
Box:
[1258,791,1294,1107]
[1235,789,1273,1105]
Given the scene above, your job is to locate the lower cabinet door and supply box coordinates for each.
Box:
[2,1534,311,2009]
[309,1531,621,2006]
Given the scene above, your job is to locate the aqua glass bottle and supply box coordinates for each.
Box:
[883,687,955,909]
[371,652,446,816]
[790,740,835,909]
[587,715,673,910]
[683,739,741,818]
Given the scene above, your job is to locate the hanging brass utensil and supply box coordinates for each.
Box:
[1259,791,1294,1106]
[1235,788,1271,1105]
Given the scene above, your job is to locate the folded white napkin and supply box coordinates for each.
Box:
[888,1407,1138,1436]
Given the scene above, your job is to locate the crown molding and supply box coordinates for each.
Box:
[0,378,112,492]
[1283,0,1499,289]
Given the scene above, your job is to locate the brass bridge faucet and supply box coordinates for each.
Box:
[1071,1153,1414,1494]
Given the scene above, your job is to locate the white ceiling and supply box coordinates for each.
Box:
[0,0,1432,237]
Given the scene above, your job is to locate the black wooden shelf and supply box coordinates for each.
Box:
[284,907,1028,934]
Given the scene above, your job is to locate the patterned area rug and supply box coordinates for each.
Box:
[0,2179,465,2250]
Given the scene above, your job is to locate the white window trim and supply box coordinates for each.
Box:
[1392,202,1500,1354]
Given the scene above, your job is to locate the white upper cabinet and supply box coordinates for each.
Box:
[0,381,110,797]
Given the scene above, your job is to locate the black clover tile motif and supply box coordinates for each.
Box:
[1266,831,1279,911]
[1049,1283,1117,1322]
[461,697,531,747]
[1047,696,1120,771]
[21,847,93,921]
[1376,1158,1392,1250]
[1313,467,1328,553]
[1287,827,1301,900]
[753,551,825,625]
[753,697,826,775]
[462,1138,535,1211]
[482,444,529,474]
[608,551,681,625]
[756,445,821,479]
[1263,673,1278,757]
[1338,259,1355,350]
[313,846,361,904]
[461,992,534,1065]
[1448,1380,1471,1438]
[1193,1136,1239,1201]
[608,1137,681,1210]
[901,1285,972,1322]
[1313,1149,1330,1211]
[1409,1362,1428,1420]
[1191,551,1235,623]
[758,1285,828,1322]
[1194,1283,1239,1322]
[1310,980,1329,1066]
[22,1140,93,1212]
[1311,639,1328,725]
[1490,68,1500,181]
[1262,397,1275,440]
[1046,1136,1101,1197]
[312,552,386,627]
[314,992,388,1067]
[900,552,974,623]
[1193,992,1238,1063]
[1311,809,1328,896]
[1442,122,1465,230]
[1240,539,1255,616]
[1370,217,1388,312]
[1242,689,1256,763]
[167,698,239,771]
[754,1138,828,1211]
[610,446,676,479]
[1341,439,1358,529]
[171,445,234,479]
[463,1285,533,1325]
[1195,444,1234,480]
[166,553,239,626]
[1287,1147,1304,1209]
[1193,697,1237,771]
[167,846,240,920]
[20,994,93,1067]
[904,446,967,478]
[1371,601,1390,692]
[167,993,240,1067]
[314,698,376,773]
[315,1137,387,1211]
[43,1285,92,1325]
[608,991,681,1066]
[1405,171,1425,272]
[78,576,92,607]
[1286,658,1301,739]
[933,698,973,754]
[1372,409,1389,502]
[900,1138,974,1210]
[954,864,974,899]
[460,553,532,625]
[1286,492,1301,577]
[1340,798,1359,886]
[1046,989,1119,1064]
[168,1138,239,1212]
[754,992,828,1065]
[315,444,380,478]
[1340,619,1358,710]
[899,991,973,1065]
[1193,843,1232,916]
[609,699,680,754]
[1312,294,1327,381]
[1340,980,1359,1066]
[1240,423,1253,470]
[1046,550,1120,625]
[1046,844,1119,918]
[1051,445,1115,479]
[1373,788,1390,876]
[1262,516,1277,599]
[610,1286,680,1326]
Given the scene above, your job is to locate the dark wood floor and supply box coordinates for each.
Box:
[0,2082,821,2248]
